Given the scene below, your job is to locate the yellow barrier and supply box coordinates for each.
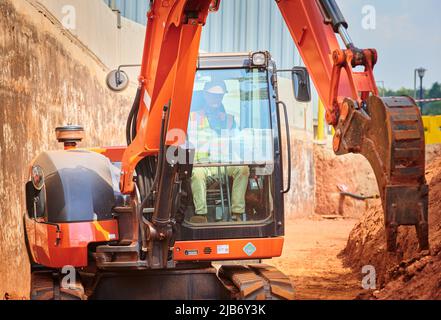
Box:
[317,100,325,141]
[422,115,441,145]
[316,105,440,144]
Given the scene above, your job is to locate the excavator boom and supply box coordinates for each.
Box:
[277,0,428,251]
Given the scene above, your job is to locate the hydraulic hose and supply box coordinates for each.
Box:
[138,103,169,237]
[126,86,142,145]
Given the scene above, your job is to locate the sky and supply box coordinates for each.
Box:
[337,0,441,90]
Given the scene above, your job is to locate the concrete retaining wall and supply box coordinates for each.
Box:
[36,0,146,82]
[0,0,134,298]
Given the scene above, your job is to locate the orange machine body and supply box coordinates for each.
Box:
[26,146,284,266]
[25,216,119,268]
[173,237,284,262]
[92,146,284,262]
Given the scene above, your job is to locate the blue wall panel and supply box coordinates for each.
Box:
[104,0,150,25]
[104,0,301,70]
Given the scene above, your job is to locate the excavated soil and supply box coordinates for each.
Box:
[313,143,378,219]
[342,151,441,299]
[426,143,441,163]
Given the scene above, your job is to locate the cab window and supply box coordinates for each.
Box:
[183,68,275,225]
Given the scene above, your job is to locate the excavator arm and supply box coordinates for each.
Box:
[277,0,428,251]
[119,0,428,258]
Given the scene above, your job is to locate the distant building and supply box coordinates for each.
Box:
[103,0,302,70]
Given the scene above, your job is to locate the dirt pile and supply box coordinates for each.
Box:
[313,143,378,218]
[426,143,441,163]
[341,153,441,299]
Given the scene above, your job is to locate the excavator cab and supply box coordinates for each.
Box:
[184,53,278,224]
[174,52,303,245]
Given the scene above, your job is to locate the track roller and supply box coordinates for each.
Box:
[218,264,294,300]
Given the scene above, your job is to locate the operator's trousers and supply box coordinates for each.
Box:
[191,166,250,215]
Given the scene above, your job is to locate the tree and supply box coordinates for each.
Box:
[384,87,413,97]
[423,101,441,116]
[428,82,441,99]
[384,82,441,116]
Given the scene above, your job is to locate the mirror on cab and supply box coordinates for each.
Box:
[291,66,311,103]
[106,69,129,92]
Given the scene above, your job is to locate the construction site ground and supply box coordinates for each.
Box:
[269,218,363,300]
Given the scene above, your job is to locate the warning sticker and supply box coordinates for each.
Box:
[217,244,229,255]
[185,249,198,256]
[243,242,257,256]
[143,89,151,111]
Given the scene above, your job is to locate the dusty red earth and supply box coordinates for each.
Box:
[269,218,364,300]
[427,144,441,163]
[341,153,441,299]
[313,143,378,219]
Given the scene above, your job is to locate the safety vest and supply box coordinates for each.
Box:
[188,111,234,163]
[188,111,213,163]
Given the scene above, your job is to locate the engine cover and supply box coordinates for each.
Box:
[31,149,118,223]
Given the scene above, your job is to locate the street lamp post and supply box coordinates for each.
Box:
[376,81,385,97]
[414,67,427,112]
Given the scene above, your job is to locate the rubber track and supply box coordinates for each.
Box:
[218,264,294,300]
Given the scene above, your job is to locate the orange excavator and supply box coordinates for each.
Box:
[24,0,428,300]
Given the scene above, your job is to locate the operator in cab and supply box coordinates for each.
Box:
[187,80,249,223]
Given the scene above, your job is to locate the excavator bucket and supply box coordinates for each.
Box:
[333,96,429,251]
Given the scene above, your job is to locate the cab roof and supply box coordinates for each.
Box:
[197,51,272,69]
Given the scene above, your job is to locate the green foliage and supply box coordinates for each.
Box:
[422,101,441,116]
[384,82,441,116]
[384,87,413,97]
[428,82,441,98]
